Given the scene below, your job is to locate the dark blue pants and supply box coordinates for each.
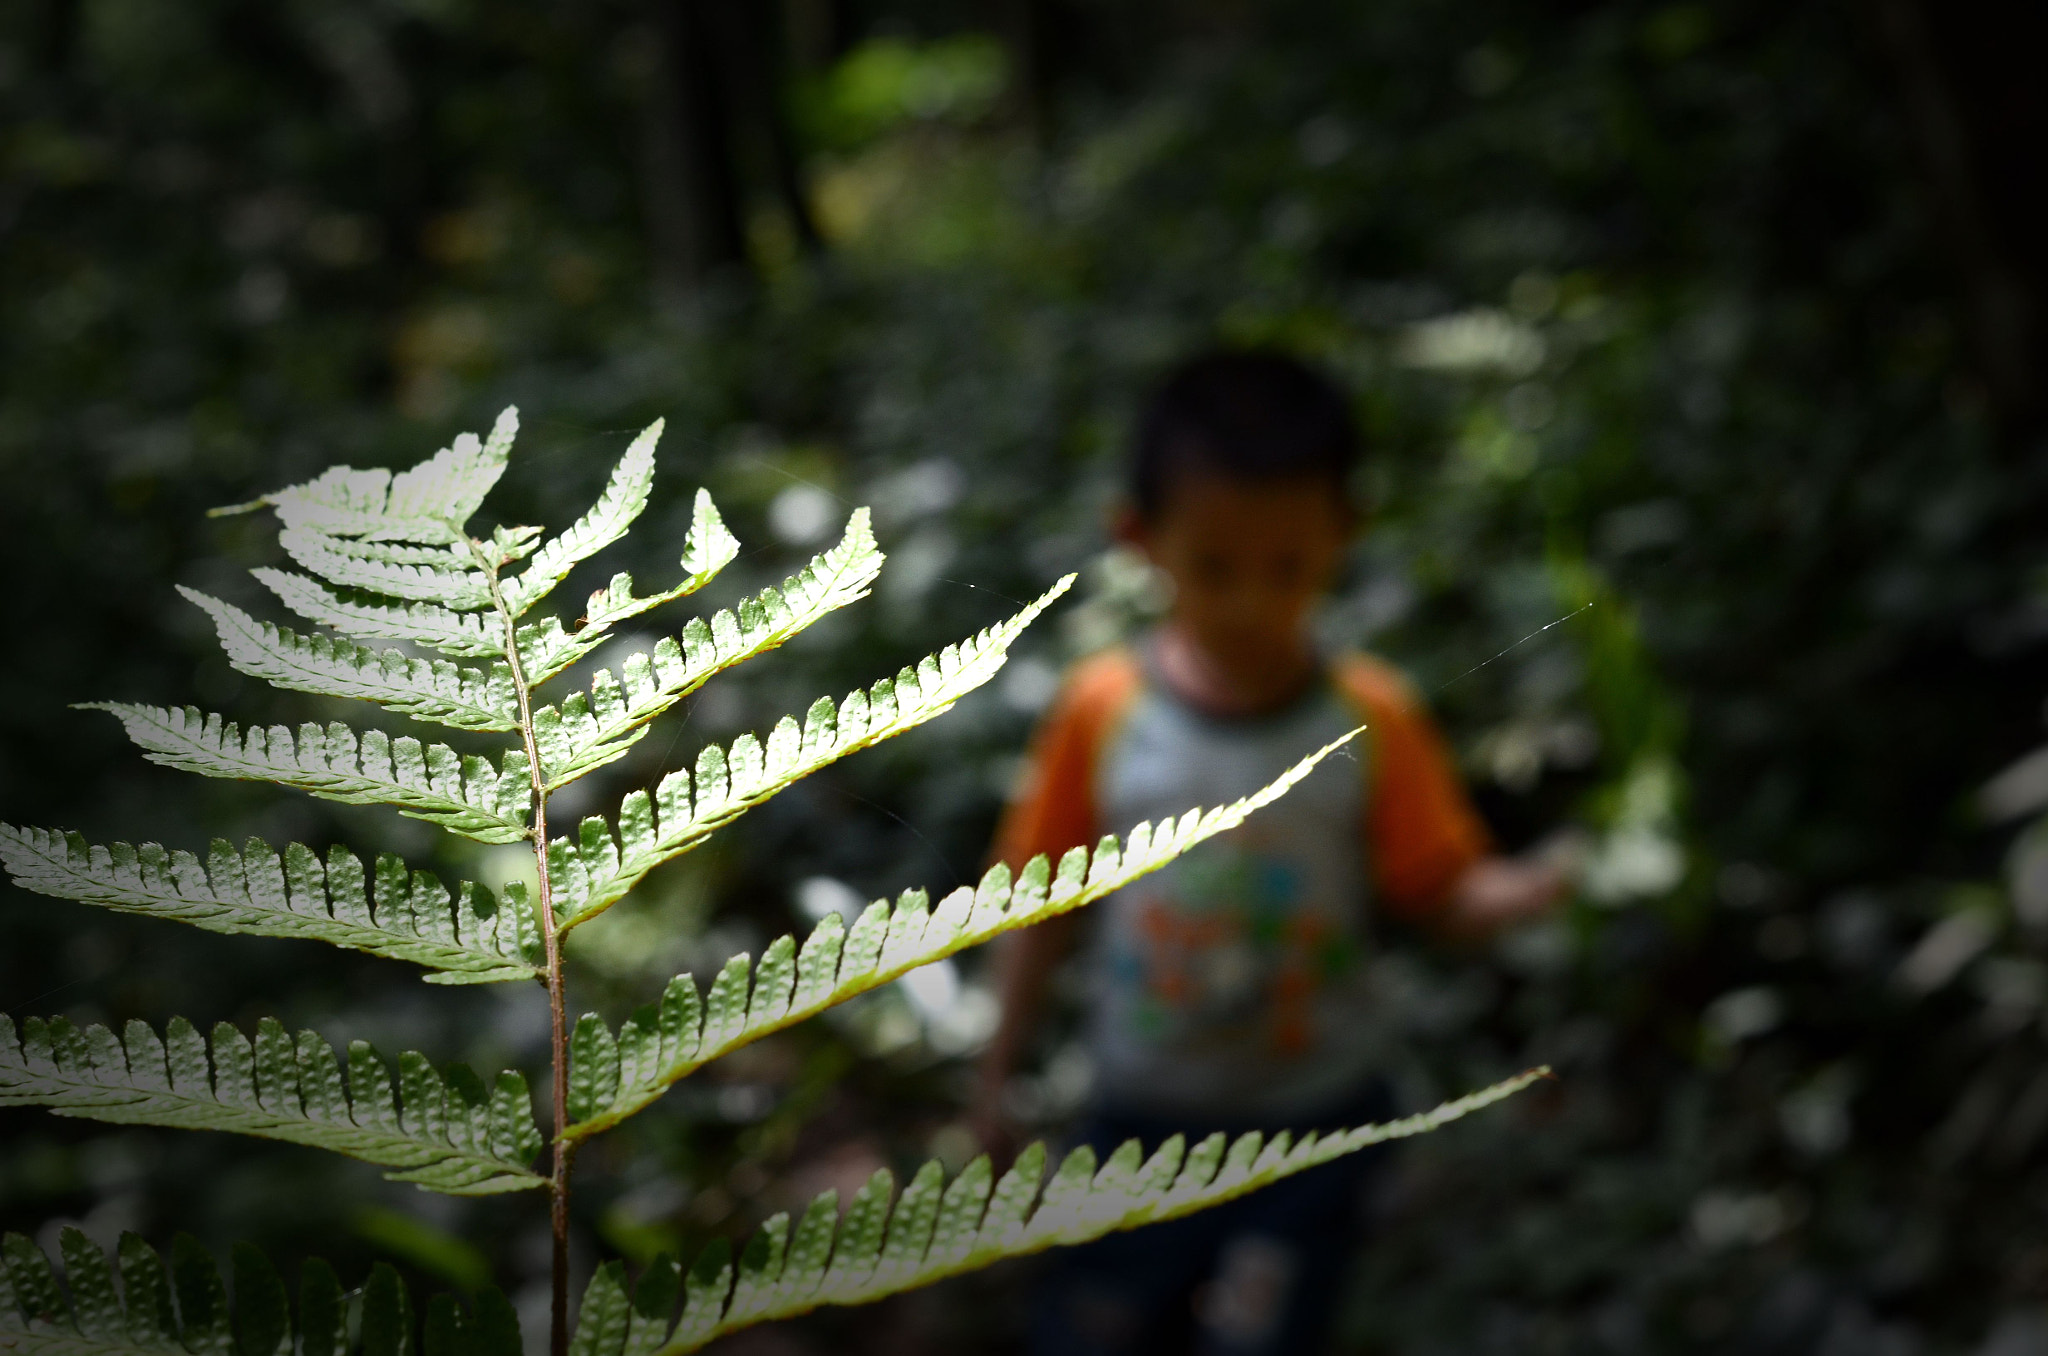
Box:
[1028,1082,1395,1356]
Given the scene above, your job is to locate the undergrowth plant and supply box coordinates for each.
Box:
[0,412,1543,1356]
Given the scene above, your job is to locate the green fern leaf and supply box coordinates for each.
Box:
[531,510,884,789]
[281,532,479,568]
[253,568,504,658]
[79,705,530,843]
[562,729,1355,1138]
[276,530,495,609]
[0,1015,544,1194]
[0,827,541,984]
[563,1265,630,1356]
[502,421,661,618]
[548,573,1075,931]
[629,1070,1545,1352]
[230,410,518,545]
[181,590,517,731]
[0,1230,520,1356]
[229,1244,289,1356]
[515,489,743,686]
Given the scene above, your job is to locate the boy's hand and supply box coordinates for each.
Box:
[1445,846,1573,938]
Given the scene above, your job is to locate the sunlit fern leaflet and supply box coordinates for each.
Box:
[499,419,662,618]
[530,507,884,790]
[546,572,1075,932]
[569,1068,1547,1355]
[0,1014,543,1195]
[0,826,541,984]
[563,733,1355,1138]
[79,704,533,844]
[181,588,519,732]
[253,408,517,544]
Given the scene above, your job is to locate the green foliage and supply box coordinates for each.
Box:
[528,508,883,791]
[0,1014,543,1195]
[545,574,1073,932]
[0,827,540,983]
[0,1228,518,1356]
[795,35,1010,150]
[562,741,1352,1138]
[76,705,533,845]
[241,410,517,546]
[181,589,519,732]
[582,1070,1544,1354]
[3,415,1534,1351]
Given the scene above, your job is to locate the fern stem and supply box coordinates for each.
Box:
[474,538,575,1356]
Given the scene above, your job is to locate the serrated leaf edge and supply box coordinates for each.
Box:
[0,1015,543,1196]
[0,825,541,983]
[563,729,1357,1139]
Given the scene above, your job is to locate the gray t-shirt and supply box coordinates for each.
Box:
[1084,665,1387,1119]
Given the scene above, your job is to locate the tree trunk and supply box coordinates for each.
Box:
[712,1,822,255]
[1875,0,2048,446]
[645,0,750,291]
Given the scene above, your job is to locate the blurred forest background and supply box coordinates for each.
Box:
[5,0,2048,1351]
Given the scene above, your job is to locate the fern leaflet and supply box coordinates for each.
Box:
[81,704,531,843]
[253,567,505,658]
[501,421,660,618]
[1,1015,543,1195]
[0,1228,521,1356]
[569,1070,1547,1355]
[181,589,518,731]
[228,409,518,544]
[563,731,1353,1138]
[531,510,884,789]
[277,529,496,609]
[547,574,1074,931]
[0,827,541,984]
[516,489,743,686]
[562,1258,674,1356]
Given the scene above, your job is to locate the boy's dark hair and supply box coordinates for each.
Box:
[1130,349,1358,518]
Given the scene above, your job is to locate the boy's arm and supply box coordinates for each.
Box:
[1443,852,1569,938]
[1339,656,1567,938]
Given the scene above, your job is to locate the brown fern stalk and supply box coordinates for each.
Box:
[474,538,574,1356]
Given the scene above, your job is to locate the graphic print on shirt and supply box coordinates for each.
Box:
[1113,820,1359,1058]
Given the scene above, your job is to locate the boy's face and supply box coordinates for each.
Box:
[1123,473,1350,693]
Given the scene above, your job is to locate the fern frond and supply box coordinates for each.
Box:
[0,827,541,984]
[532,510,884,789]
[277,528,495,610]
[562,729,1353,1139]
[502,422,661,618]
[235,409,518,545]
[0,1228,520,1356]
[1,1015,544,1195]
[593,1070,1547,1354]
[548,574,1075,932]
[80,705,530,843]
[181,589,517,731]
[281,532,478,568]
[517,490,744,687]
[254,568,504,658]
[564,1260,676,1356]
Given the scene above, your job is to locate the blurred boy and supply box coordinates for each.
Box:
[973,351,1563,1355]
